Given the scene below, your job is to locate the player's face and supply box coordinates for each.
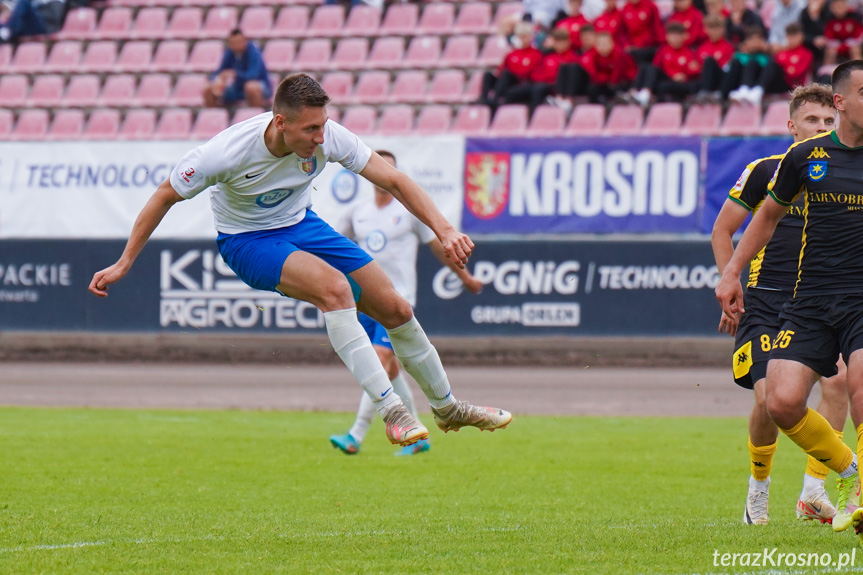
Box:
[835,70,863,131]
[788,102,836,141]
[275,106,327,158]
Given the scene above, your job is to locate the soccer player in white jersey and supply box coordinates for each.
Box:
[329,150,483,456]
[89,74,512,447]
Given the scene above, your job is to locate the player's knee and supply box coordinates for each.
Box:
[766,391,806,429]
[317,276,355,311]
[388,298,413,326]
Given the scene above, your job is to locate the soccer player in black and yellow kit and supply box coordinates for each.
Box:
[717,60,863,537]
[712,83,847,526]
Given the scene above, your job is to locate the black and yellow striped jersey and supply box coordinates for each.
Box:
[728,154,805,292]
[768,130,863,296]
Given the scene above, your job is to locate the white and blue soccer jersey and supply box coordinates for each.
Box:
[349,200,436,307]
[169,112,372,235]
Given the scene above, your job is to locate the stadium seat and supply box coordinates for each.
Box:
[452,105,490,134]
[340,105,377,134]
[0,44,11,69]
[440,35,479,68]
[12,110,49,141]
[96,7,134,40]
[642,102,682,135]
[232,107,265,125]
[377,105,414,136]
[170,74,207,107]
[27,75,64,108]
[239,7,273,38]
[8,42,47,74]
[55,7,98,40]
[129,7,167,41]
[120,109,157,140]
[465,70,483,101]
[681,103,721,136]
[191,108,229,139]
[349,70,389,105]
[307,5,345,36]
[269,6,310,39]
[565,104,605,136]
[454,2,492,34]
[327,107,340,124]
[488,104,528,137]
[604,105,644,135]
[760,100,789,135]
[320,71,354,104]
[135,74,172,107]
[491,2,523,31]
[400,36,442,69]
[75,40,119,74]
[150,40,188,73]
[165,8,203,40]
[112,40,155,73]
[416,3,455,35]
[293,38,332,72]
[478,35,508,67]
[199,7,238,40]
[527,104,566,137]
[415,105,452,135]
[49,110,85,139]
[184,40,222,73]
[721,104,762,136]
[64,75,101,107]
[154,108,193,139]
[427,69,466,104]
[261,39,296,73]
[0,75,29,108]
[378,3,418,36]
[364,36,405,70]
[340,5,381,37]
[84,109,121,140]
[42,41,82,74]
[99,74,137,107]
[0,110,13,140]
[388,70,428,104]
[329,37,369,72]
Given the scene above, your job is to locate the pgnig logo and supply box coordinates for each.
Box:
[332,170,359,204]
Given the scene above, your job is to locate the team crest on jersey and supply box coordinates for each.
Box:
[464,152,510,220]
[365,230,387,252]
[298,157,317,175]
[808,161,827,181]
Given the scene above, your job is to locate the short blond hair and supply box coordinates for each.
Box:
[789,83,835,117]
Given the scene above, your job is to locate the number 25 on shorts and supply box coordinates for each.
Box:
[771,330,795,350]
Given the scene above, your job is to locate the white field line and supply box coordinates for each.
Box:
[0,535,224,554]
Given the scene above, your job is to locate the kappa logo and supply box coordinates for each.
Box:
[807,147,830,159]
[737,352,749,365]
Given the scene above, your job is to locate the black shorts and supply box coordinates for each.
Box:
[732,288,789,389]
[771,293,863,378]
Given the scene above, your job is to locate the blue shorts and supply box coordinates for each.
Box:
[223,80,273,104]
[358,313,393,350]
[216,209,373,293]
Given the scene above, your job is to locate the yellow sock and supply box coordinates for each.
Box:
[748,438,777,481]
[806,429,843,480]
[781,408,853,473]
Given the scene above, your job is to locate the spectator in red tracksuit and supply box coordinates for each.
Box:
[667,0,706,47]
[627,21,702,106]
[555,30,638,103]
[505,28,582,113]
[620,0,665,63]
[695,14,736,100]
[593,0,625,46]
[555,0,591,51]
[479,22,544,110]
[823,0,863,65]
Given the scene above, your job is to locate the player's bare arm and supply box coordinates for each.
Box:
[715,197,787,318]
[359,152,473,269]
[427,240,483,294]
[711,199,751,335]
[89,179,185,297]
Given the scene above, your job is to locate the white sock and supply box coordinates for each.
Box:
[348,372,414,443]
[386,317,456,410]
[390,372,416,417]
[324,308,401,416]
[839,454,858,479]
[801,473,825,497]
[749,476,770,490]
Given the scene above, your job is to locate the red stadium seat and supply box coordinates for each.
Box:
[721,104,762,136]
[0,75,29,108]
[364,36,405,70]
[112,40,154,73]
[427,69,466,104]
[96,7,134,40]
[232,107,266,125]
[73,40,115,74]
[416,3,455,35]
[129,7,167,41]
[27,75,64,108]
[0,44,11,69]
[642,102,682,135]
[184,40,222,73]
[64,75,101,107]
[320,71,354,105]
[349,70,389,105]
[377,105,414,136]
[12,110,49,141]
[43,40,83,73]
[150,40,188,73]
[55,7,98,40]
[0,109,13,139]
[261,39,296,73]
[341,6,381,37]
[440,35,479,68]
[478,35,508,67]
[170,74,207,107]
[682,103,721,136]
[307,5,345,36]
[135,74,172,107]
[379,4,418,36]
[120,109,157,140]
[327,107,340,124]
[564,104,605,136]
[415,105,452,135]
[49,110,85,139]
[154,108,193,139]
[340,105,377,134]
[465,70,483,101]
[760,100,790,136]
[99,74,137,107]
[604,104,643,135]
[239,7,273,39]
[165,8,203,40]
[492,2,523,30]
[488,104,528,137]
[191,108,229,139]
[454,2,492,34]
[388,70,428,104]
[293,38,332,72]
[84,109,121,140]
[270,6,310,39]
[8,42,47,74]
[199,7,238,40]
[329,37,369,72]
[400,36,441,69]
[452,105,490,134]
[527,104,566,137]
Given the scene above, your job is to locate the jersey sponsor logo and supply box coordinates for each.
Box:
[181,167,195,183]
[808,161,827,181]
[245,171,266,179]
[365,230,387,253]
[255,188,294,208]
[298,157,317,175]
[464,152,510,220]
[807,147,830,159]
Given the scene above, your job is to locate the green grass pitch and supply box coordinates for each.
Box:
[1,407,861,574]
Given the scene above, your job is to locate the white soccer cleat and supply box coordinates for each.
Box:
[383,404,428,447]
[796,488,837,524]
[431,400,512,433]
[832,474,860,532]
[743,478,769,525]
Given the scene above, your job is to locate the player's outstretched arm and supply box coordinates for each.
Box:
[427,239,483,294]
[359,153,473,269]
[711,199,750,335]
[715,197,787,319]
[89,179,185,297]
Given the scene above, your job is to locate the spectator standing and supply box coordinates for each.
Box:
[203,29,272,108]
